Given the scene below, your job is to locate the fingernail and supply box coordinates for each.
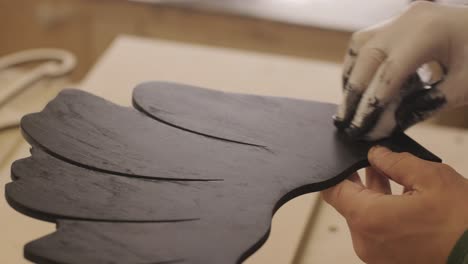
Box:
[370,145,390,157]
[369,145,381,154]
[333,115,347,130]
[345,124,364,139]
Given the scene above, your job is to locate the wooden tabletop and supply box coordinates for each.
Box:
[2,35,468,263]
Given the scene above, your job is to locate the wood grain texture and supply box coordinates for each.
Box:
[6,82,440,264]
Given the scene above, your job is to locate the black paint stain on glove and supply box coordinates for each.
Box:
[345,96,385,140]
[395,83,447,131]
[333,83,363,130]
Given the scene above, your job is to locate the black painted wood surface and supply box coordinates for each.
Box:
[5,82,440,264]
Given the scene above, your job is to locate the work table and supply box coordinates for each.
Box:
[1,35,467,263]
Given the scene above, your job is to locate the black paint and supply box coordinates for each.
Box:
[334,82,363,130]
[345,96,386,140]
[396,83,447,131]
[6,82,440,264]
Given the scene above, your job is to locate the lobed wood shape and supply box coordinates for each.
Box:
[5,82,440,264]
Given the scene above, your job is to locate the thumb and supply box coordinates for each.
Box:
[368,146,436,189]
[322,174,381,218]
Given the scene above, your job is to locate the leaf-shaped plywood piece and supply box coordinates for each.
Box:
[24,220,270,264]
[6,82,440,264]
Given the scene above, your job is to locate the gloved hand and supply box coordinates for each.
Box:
[322,146,468,264]
[334,2,468,140]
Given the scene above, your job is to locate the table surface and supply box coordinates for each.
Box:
[0,69,70,264]
[78,35,340,264]
[1,35,468,263]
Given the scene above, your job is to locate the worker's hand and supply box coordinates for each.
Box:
[322,146,468,264]
[334,2,468,140]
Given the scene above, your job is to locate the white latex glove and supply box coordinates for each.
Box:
[333,2,468,140]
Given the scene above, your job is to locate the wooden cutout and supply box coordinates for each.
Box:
[6,82,440,264]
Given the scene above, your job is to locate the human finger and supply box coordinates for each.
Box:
[335,45,387,129]
[365,167,391,194]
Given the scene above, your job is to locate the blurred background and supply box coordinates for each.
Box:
[1,0,408,80]
[1,0,468,263]
[3,0,467,126]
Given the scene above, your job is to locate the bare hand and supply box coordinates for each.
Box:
[322,146,468,263]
